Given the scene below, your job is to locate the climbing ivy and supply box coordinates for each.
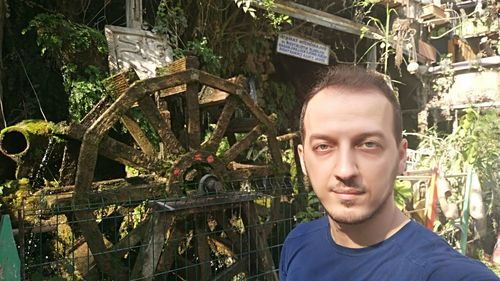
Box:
[23,13,108,121]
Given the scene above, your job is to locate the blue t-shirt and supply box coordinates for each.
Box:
[280,216,499,281]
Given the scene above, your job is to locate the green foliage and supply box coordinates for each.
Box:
[0,181,13,207]
[0,178,30,208]
[412,108,500,246]
[431,55,455,103]
[203,124,232,157]
[128,108,161,151]
[357,3,398,74]
[63,64,107,121]
[294,192,323,222]
[234,0,257,18]
[154,0,188,48]
[23,13,107,61]
[259,0,292,28]
[234,0,291,28]
[23,13,108,121]
[182,37,222,75]
[394,179,412,210]
[416,109,499,182]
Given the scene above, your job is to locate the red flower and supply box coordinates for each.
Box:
[206,155,214,164]
[173,168,181,177]
[194,153,202,161]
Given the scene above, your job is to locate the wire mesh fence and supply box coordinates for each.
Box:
[17,176,303,280]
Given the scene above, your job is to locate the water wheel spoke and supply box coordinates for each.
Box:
[137,95,185,157]
[110,215,150,254]
[74,210,128,280]
[243,202,279,281]
[99,135,166,173]
[80,97,112,127]
[221,125,262,164]
[201,96,238,153]
[227,82,273,129]
[83,213,152,278]
[225,163,275,182]
[60,122,167,173]
[131,212,173,280]
[120,113,156,155]
[266,131,286,171]
[195,215,212,281]
[197,70,241,95]
[59,141,80,185]
[214,211,243,254]
[105,72,155,155]
[156,223,183,275]
[186,81,202,150]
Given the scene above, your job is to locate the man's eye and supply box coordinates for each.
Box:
[359,141,380,149]
[315,144,331,151]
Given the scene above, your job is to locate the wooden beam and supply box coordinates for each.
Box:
[253,1,429,63]
[253,1,384,41]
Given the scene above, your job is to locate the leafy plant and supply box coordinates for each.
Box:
[294,191,323,222]
[154,0,188,49]
[260,0,292,29]
[234,0,257,18]
[63,64,107,121]
[203,124,232,157]
[23,13,107,63]
[394,179,412,210]
[411,108,500,254]
[23,13,108,121]
[183,37,222,75]
[356,3,398,74]
[430,55,455,108]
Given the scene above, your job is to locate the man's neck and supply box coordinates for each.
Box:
[328,206,410,249]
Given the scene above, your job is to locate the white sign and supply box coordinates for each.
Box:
[105,25,173,79]
[277,34,330,65]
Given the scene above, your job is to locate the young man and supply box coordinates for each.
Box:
[279,66,499,280]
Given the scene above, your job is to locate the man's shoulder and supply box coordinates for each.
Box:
[401,221,499,280]
[425,255,499,280]
[285,216,328,241]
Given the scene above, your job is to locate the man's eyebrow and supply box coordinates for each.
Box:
[308,131,387,141]
[308,133,335,141]
[355,131,386,140]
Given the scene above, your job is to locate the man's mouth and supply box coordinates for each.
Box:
[332,188,364,195]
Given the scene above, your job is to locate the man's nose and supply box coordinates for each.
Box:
[333,147,358,181]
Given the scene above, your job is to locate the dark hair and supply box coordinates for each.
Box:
[300,65,403,143]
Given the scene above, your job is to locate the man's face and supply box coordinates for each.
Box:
[298,86,407,225]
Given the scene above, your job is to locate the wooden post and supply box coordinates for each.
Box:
[184,57,201,149]
[156,56,200,150]
[126,0,143,29]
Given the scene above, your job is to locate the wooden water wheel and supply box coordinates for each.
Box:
[2,57,290,280]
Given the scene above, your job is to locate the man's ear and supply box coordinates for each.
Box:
[397,139,408,174]
[297,144,307,176]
